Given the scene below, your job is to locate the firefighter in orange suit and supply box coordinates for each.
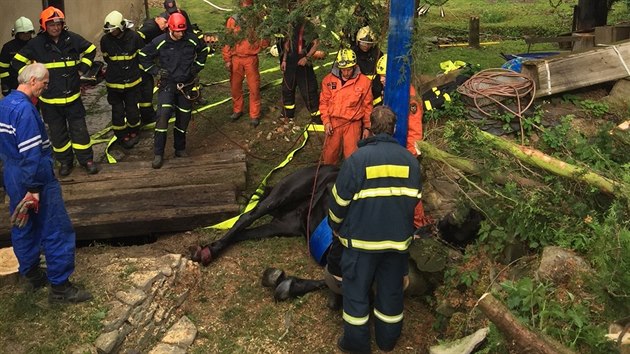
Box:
[320,49,373,165]
[222,0,267,127]
[376,54,432,228]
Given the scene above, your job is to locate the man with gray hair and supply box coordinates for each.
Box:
[328,105,421,352]
[0,63,92,304]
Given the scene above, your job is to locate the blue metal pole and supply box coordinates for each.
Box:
[384,1,415,147]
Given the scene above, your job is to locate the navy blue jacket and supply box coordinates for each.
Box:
[328,134,421,253]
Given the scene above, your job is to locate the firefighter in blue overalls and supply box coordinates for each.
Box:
[0,63,92,303]
[139,13,209,169]
[12,6,98,177]
[101,11,145,149]
[328,105,421,353]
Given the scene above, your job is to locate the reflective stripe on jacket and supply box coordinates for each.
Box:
[139,32,209,83]
[328,134,421,252]
[11,31,95,105]
[101,29,145,90]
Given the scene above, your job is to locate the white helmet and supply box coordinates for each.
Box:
[356,26,376,44]
[13,17,35,35]
[269,44,279,57]
[103,10,126,33]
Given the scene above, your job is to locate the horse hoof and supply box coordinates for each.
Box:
[261,268,286,288]
[189,245,212,266]
[274,278,294,302]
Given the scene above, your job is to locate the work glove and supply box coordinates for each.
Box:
[157,69,169,89]
[10,192,40,228]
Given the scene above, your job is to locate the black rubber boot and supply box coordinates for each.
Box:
[152,155,164,169]
[59,162,74,177]
[49,281,93,304]
[23,266,48,292]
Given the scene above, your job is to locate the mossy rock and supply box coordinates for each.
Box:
[409,238,448,273]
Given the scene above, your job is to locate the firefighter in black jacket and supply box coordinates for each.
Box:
[100,11,144,149]
[350,26,384,106]
[0,17,35,97]
[139,13,208,169]
[12,6,98,176]
[328,105,422,353]
[137,14,168,125]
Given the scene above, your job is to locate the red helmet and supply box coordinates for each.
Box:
[167,12,187,31]
[39,6,65,31]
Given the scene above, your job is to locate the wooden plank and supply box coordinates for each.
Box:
[0,151,247,245]
[521,40,630,97]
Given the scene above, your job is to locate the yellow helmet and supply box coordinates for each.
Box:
[376,54,387,75]
[336,48,357,69]
[356,26,375,44]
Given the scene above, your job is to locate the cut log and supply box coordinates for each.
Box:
[416,140,543,188]
[477,292,576,354]
[611,120,630,146]
[475,130,630,200]
[0,151,247,245]
[521,40,630,98]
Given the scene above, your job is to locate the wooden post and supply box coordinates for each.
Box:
[469,16,480,49]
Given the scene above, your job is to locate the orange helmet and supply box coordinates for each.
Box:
[167,12,187,31]
[39,6,65,31]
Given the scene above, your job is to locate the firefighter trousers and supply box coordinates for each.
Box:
[153,83,192,156]
[107,86,141,139]
[139,72,156,125]
[40,99,93,166]
[321,118,362,165]
[340,248,407,352]
[281,63,320,121]
[230,55,261,119]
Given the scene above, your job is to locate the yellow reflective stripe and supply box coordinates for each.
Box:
[310,110,321,116]
[195,60,205,67]
[432,87,438,92]
[128,121,141,128]
[138,102,153,107]
[424,100,433,111]
[39,92,81,104]
[343,311,369,326]
[0,72,8,78]
[373,96,383,106]
[14,53,29,64]
[434,89,441,96]
[72,141,93,150]
[175,106,191,113]
[174,126,186,133]
[354,187,420,200]
[306,123,324,132]
[81,57,93,67]
[332,184,351,206]
[106,77,142,89]
[161,104,173,108]
[365,165,409,179]
[155,128,168,132]
[138,31,146,39]
[112,124,127,130]
[44,61,78,69]
[108,53,137,61]
[138,51,147,57]
[339,236,413,251]
[443,93,451,102]
[188,39,198,46]
[284,104,295,109]
[374,308,403,324]
[0,62,9,68]
[366,74,375,80]
[84,44,96,55]
[156,40,166,50]
[53,141,72,152]
[328,209,343,224]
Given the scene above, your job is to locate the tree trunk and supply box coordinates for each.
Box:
[575,0,608,32]
[477,293,576,354]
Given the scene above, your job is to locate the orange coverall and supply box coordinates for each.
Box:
[222,16,266,120]
[320,66,373,165]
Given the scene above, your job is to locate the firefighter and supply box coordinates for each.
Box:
[139,13,209,169]
[100,10,145,149]
[350,26,384,105]
[320,48,373,165]
[222,0,267,127]
[329,105,421,353]
[137,14,168,125]
[376,54,433,229]
[281,16,322,124]
[0,63,92,303]
[161,0,195,35]
[0,17,35,97]
[12,6,98,176]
